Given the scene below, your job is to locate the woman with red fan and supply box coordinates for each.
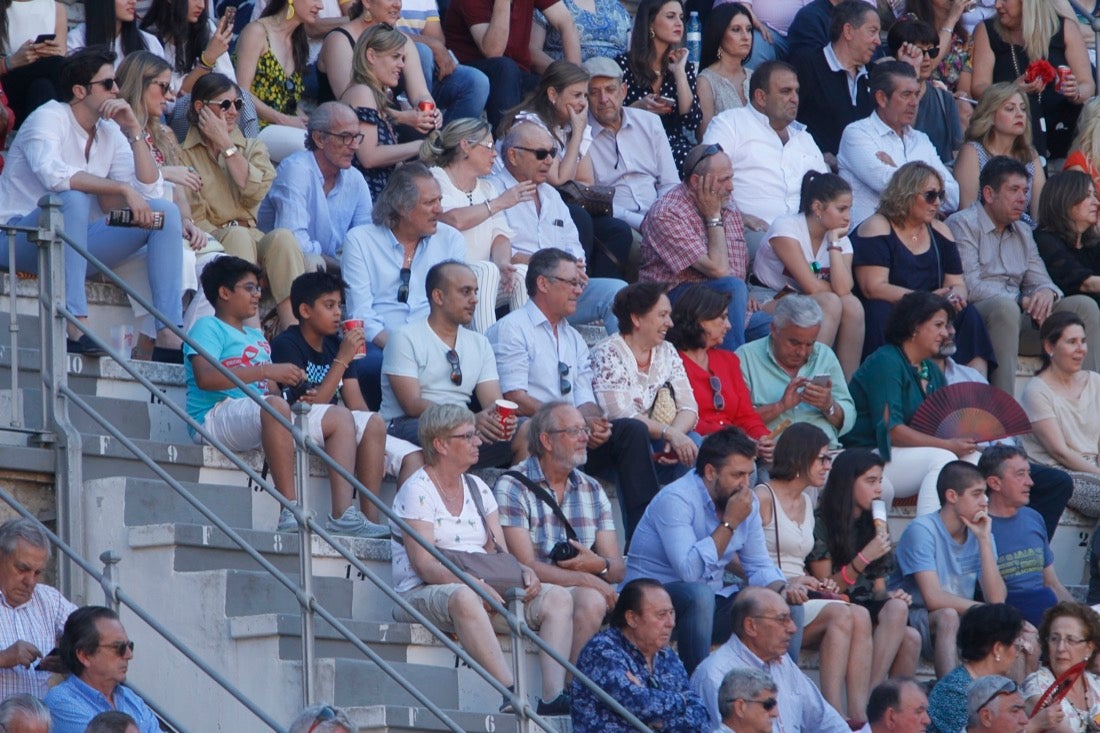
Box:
[1021,602,1100,732]
[1020,312,1100,518]
[844,291,981,515]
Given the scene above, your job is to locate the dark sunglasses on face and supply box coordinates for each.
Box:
[921,189,946,204]
[446,349,462,385]
[86,78,117,91]
[205,98,244,112]
[397,267,411,304]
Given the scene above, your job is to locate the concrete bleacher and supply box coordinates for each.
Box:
[0,275,1097,731]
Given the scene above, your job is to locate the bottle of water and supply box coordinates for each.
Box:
[686,11,702,69]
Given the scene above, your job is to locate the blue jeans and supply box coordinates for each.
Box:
[670,277,771,351]
[568,277,626,335]
[413,42,490,124]
[1,191,183,329]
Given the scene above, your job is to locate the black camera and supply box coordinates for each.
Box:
[549,540,579,564]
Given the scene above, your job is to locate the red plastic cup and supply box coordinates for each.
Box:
[495,399,518,439]
[418,100,436,112]
[1056,65,1072,94]
[341,319,366,359]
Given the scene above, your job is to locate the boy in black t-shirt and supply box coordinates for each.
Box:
[271,272,423,537]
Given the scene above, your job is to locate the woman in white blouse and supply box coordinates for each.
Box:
[755,170,864,380]
[420,118,537,332]
[590,282,699,480]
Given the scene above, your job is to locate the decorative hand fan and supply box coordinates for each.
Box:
[909,383,1031,441]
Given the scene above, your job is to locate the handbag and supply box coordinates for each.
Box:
[556,181,614,218]
[649,382,677,425]
[437,476,526,595]
[502,470,581,563]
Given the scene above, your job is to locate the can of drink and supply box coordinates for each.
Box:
[1056,65,1072,94]
[872,499,889,538]
[341,319,366,359]
[107,208,165,229]
[418,100,436,112]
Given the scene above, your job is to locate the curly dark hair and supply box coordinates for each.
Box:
[1038,602,1100,667]
[667,285,731,350]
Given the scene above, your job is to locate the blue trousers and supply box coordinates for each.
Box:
[670,277,771,351]
[2,191,183,330]
[413,42,491,124]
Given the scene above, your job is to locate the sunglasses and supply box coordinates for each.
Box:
[514,145,557,160]
[148,79,171,94]
[87,77,117,91]
[921,189,946,204]
[709,373,725,411]
[97,640,135,657]
[446,349,462,386]
[205,98,244,112]
[306,705,338,733]
[685,142,724,178]
[397,267,411,304]
[559,361,572,395]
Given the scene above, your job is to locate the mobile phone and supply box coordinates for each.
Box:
[222,6,237,27]
[811,374,831,387]
[33,33,56,44]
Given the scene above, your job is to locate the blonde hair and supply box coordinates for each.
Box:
[876,161,943,225]
[1070,97,1100,168]
[116,51,181,165]
[965,82,1037,162]
[350,25,407,116]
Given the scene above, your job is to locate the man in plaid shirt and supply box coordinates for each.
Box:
[639,143,772,351]
[494,401,625,665]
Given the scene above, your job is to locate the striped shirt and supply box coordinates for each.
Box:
[0,584,76,698]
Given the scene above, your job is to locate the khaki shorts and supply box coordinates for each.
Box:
[394,582,558,633]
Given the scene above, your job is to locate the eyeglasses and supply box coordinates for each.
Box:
[305,705,338,733]
[446,349,462,386]
[709,374,725,411]
[513,145,558,160]
[685,142,724,178]
[324,130,365,146]
[735,697,778,712]
[921,189,946,204]
[148,79,172,94]
[447,430,479,442]
[397,267,411,304]
[975,682,1018,714]
[205,98,244,112]
[751,613,793,624]
[237,283,263,295]
[1049,635,1090,647]
[547,426,592,438]
[544,274,584,289]
[558,361,573,395]
[96,640,135,657]
[86,77,117,91]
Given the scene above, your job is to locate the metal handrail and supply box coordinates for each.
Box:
[21,198,655,732]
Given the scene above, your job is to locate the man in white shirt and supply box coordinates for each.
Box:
[0,46,183,359]
[584,56,679,233]
[839,60,960,226]
[702,60,828,233]
[490,122,625,334]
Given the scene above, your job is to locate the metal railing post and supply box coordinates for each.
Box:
[506,588,534,733]
[293,402,316,708]
[99,550,121,612]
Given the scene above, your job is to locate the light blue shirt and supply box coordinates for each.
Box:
[690,634,850,733]
[340,221,466,342]
[487,300,596,407]
[257,150,373,258]
[623,472,785,595]
[45,675,160,733]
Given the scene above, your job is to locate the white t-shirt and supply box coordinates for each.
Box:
[754,212,853,292]
[390,468,498,593]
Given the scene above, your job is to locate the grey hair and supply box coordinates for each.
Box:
[418,403,476,464]
[717,668,777,720]
[771,294,824,330]
[306,102,355,151]
[287,705,353,733]
[0,695,50,729]
[85,711,136,733]
[527,401,572,459]
[371,162,436,229]
[0,518,51,559]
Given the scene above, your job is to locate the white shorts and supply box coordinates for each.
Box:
[197,399,420,478]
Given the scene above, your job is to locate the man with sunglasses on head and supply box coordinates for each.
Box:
[341,163,467,410]
[691,586,849,733]
[839,61,959,227]
[44,607,157,733]
[259,102,374,274]
[946,155,1100,395]
[380,260,516,469]
[0,44,184,358]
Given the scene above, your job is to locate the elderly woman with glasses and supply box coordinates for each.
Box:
[852,161,995,372]
[1022,602,1100,732]
[179,72,304,334]
[590,282,699,480]
[389,403,575,716]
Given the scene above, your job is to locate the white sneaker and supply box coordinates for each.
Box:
[326,506,391,539]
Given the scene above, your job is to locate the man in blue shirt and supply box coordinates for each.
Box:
[622,428,797,675]
[258,102,374,272]
[44,607,159,733]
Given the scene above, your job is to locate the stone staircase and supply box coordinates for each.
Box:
[1,275,1098,732]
